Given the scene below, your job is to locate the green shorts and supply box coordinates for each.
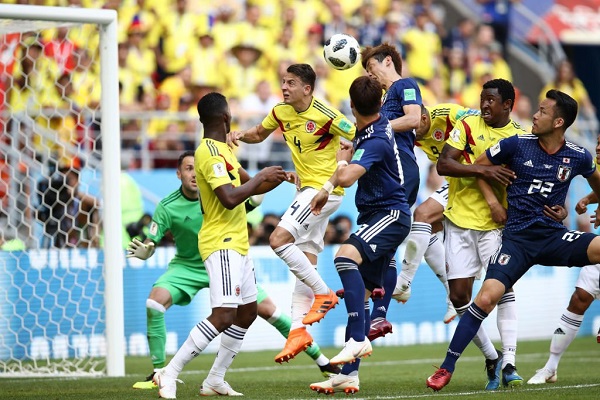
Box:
[153,264,210,306]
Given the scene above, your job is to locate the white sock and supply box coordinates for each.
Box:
[266,306,282,324]
[423,235,449,294]
[165,319,219,376]
[206,325,247,385]
[545,310,583,372]
[497,291,518,368]
[315,354,329,366]
[291,277,314,329]
[274,244,328,294]
[398,222,432,290]
[456,303,497,360]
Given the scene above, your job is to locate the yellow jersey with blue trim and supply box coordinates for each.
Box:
[261,97,355,196]
[444,115,525,231]
[194,138,248,260]
[416,103,479,162]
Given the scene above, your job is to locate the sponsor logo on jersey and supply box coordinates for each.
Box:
[524,160,534,167]
[557,165,572,182]
[235,285,241,296]
[432,129,444,141]
[370,244,377,252]
[477,135,484,141]
[305,120,316,133]
[498,253,511,265]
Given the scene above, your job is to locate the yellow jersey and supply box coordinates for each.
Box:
[416,103,478,162]
[444,115,525,231]
[261,97,355,196]
[194,139,249,260]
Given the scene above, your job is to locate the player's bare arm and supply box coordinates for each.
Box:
[214,166,288,209]
[389,103,420,133]
[576,192,599,215]
[584,169,600,228]
[438,144,516,185]
[311,143,359,215]
[228,124,274,147]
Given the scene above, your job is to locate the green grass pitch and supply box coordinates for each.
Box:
[2,337,600,399]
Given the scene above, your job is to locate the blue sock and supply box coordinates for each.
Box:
[335,256,365,341]
[440,303,488,373]
[370,259,396,320]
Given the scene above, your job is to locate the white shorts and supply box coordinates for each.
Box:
[429,182,449,208]
[278,187,343,255]
[444,219,502,280]
[576,264,600,300]
[204,250,258,308]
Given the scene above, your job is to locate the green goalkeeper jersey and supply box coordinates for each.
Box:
[147,187,204,269]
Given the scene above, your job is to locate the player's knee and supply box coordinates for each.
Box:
[449,292,470,309]
[567,288,593,314]
[146,298,166,314]
[414,204,441,224]
[269,230,290,250]
[474,291,498,314]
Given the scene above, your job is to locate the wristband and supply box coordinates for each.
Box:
[322,181,334,194]
[337,160,349,167]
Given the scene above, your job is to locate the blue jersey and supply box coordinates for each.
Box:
[380,77,422,160]
[350,115,411,216]
[486,134,596,231]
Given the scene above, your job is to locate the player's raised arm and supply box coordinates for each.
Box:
[389,103,421,133]
[227,124,274,147]
[214,166,288,210]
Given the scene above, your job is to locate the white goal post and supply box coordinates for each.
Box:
[0,4,123,377]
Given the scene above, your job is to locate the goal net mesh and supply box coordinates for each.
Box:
[0,18,108,377]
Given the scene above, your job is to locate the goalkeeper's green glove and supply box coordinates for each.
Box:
[126,238,155,260]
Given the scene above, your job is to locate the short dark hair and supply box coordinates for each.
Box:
[360,43,402,75]
[546,89,578,130]
[482,78,515,110]
[349,76,382,116]
[286,64,316,90]
[177,150,195,168]
[197,92,228,124]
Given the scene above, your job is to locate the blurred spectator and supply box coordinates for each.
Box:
[328,214,352,244]
[69,48,101,110]
[402,6,442,85]
[250,213,281,246]
[236,80,282,170]
[124,15,156,89]
[379,12,409,59]
[120,158,147,248]
[322,0,348,43]
[43,26,78,75]
[476,0,517,58]
[459,62,494,109]
[189,30,224,92]
[158,65,193,113]
[223,41,268,101]
[355,1,385,47]
[468,23,496,72]
[513,94,533,132]
[154,0,205,81]
[487,40,512,81]
[442,17,476,60]
[539,59,598,148]
[37,165,99,248]
[441,46,468,102]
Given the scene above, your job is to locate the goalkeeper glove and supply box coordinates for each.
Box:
[126,238,155,260]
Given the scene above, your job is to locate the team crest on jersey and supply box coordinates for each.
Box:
[498,253,511,265]
[305,120,316,133]
[557,165,572,182]
[432,129,444,141]
[235,285,241,297]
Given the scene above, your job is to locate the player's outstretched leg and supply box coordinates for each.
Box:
[133,298,167,389]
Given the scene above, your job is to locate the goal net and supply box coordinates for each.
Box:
[0,5,123,377]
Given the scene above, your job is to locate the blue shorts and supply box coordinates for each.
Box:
[346,209,411,291]
[399,150,419,208]
[486,223,596,289]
